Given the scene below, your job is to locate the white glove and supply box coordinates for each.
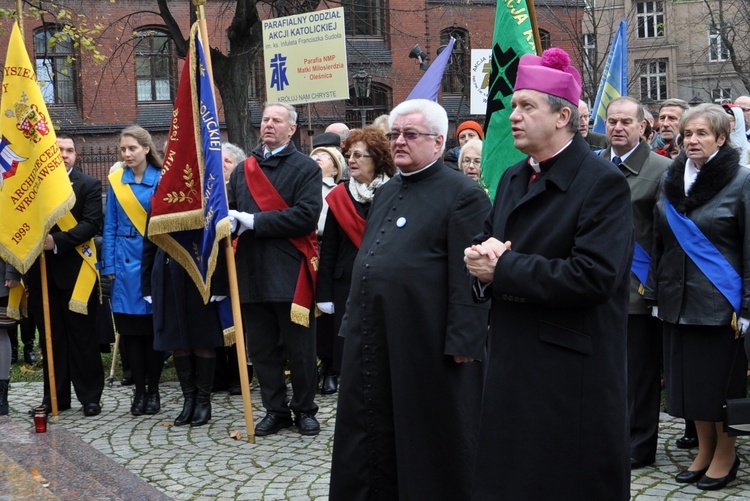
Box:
[210,295,226,302]
[739,317,750,334]
[228,210,254,235]
[143,296,152,304]
[317,302,335,314]
[651,306,659,318]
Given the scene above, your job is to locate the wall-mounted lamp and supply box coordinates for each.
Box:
[409,44,430,71]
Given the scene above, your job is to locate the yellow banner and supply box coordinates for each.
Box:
[0,23,75,273]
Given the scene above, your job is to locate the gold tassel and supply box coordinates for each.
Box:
[290,304,311,327]
[223,326,236,347]
[638,283,645,296]
[732,312,740,339]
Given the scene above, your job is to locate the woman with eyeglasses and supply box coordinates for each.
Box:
[316,127,396,394]
[458,138,489,193]
[309,145,345,394]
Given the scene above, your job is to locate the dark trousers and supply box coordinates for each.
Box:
[241,302,318,416]
[627,314,663,463]
[29,287,104,408]
[113,313,163,395]
[10,313,36,352]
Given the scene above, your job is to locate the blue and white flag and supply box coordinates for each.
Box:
[147,23,231,304]
[406,37,456,101]
[591,20,628,134]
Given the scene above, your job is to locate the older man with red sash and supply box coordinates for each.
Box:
[227,102,322,436]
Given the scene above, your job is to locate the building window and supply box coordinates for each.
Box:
[134,28,176,102]
[708,28,730,62]
[636,1,664,38]
[34,26,77,105]
[712,88,731,103]
[345,0,385,37]
[583,33,596,72]
[441,28,470,95]
[639,60,668,101]
[539,29,551,51]
[346,83,391,128]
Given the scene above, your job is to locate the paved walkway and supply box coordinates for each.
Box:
[1,381,750,499]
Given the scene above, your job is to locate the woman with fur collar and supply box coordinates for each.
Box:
[645,103,750,491]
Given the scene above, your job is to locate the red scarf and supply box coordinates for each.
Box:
[325,183,366,248]
[243,156,319,327]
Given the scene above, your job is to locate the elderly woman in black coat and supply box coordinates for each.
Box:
[316,127,395,392]
[646,103,750,491]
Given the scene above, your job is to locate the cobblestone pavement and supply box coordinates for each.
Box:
[4,381,750,499]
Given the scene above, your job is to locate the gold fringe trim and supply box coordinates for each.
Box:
[6,305,24,321]
[0,191,75,274]
[147,210,205,236]
[223,326,236,347]
[638,283,645,296]
[68,298,89,315]
[290,303,311,328]
[732,312,740,339]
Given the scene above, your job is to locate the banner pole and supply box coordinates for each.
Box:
[40,253,59,418]
[192,0,256,443]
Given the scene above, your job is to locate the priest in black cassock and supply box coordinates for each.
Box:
[329,99,491,501]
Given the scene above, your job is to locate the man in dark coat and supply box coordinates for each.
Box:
[329,99,491,500]
[25,134,104,417]
[600,96,671,469]
[465,49,633,500]
[227,102,322,436]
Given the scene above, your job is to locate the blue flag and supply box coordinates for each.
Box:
[147,23,231,304]
[406,37,455,101]
[591,20,628,134]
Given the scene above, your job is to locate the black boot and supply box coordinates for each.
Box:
[0,379,9,415]
[145,388,160,415]
[131,390,147,416]
[173,356,195,426]
[191,356,215,427]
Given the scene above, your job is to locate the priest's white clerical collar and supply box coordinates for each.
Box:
[529,139,573,172]
[399,159,437,176]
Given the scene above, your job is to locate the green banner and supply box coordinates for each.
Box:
[482,1,537,202]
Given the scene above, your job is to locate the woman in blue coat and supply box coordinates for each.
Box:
[102,125,163,416]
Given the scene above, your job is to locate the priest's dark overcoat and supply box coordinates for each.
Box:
[472,134,633,500]
[329,161,491,501]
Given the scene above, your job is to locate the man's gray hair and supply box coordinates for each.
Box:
[658,98,688,114]
[389,99,449,153]
[547,95,580,134]
[264,101,297,125]
[222,142,247,167]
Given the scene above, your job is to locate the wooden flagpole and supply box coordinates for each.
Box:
[192,0,256,443]
[40,254,59,417]
[17,0,59,419]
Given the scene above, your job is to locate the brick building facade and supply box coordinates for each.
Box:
[1,1,582,183]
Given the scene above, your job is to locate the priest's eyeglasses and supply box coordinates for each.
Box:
[385,130,438,142]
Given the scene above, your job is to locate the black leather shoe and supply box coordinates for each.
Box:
[255,413,293,436]
[675,436,698,449]
[121,376,134,386]
[144,392,160,415]
[630,458,654,470]
[83,403,101,417]
[696,456,740,490]
[23,347,37,364]
[131,392,147,416]
[321,374,338,395]
[28,402,71,416]
[295,412,320,436]
[675,466,708,483]
[228,384,242,396]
